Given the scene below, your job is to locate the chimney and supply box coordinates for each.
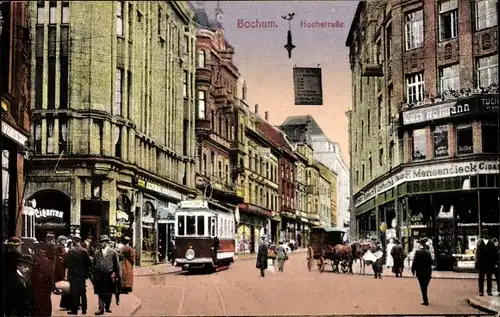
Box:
[254,104,259,114]
[265,111,269,121]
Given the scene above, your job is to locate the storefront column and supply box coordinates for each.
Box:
[477,190,482,236]
[394,197,399,239]
[134,191,143,266]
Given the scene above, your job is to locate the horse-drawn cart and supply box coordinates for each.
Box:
[306,227,349,273]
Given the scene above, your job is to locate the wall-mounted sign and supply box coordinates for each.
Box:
[355,160,499,207]
[138,180,184,200]
[402,94,498,125]
[35,208,64,219]
[238,203,272,217]
[2,120,28,146]
[293,67,323,105]
[34,208,67,229]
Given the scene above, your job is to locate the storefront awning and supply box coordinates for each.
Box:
[157,207,175,224]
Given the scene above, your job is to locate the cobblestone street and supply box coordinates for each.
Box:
[132,252,484,316]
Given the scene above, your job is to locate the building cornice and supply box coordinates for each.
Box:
[30,155,197,195]
[171,1,194,25]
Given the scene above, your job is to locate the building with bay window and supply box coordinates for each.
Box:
[26,1,198,265]
[346,0,499,271]
[193,5,244,251]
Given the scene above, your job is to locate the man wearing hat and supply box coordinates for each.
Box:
[92,234,121,315]
[475,229,497,296]
[5,237,36,316]
[64,234,92,315]
[411,238,433,306]
[255,235,268,277]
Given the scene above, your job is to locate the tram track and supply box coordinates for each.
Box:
[208,273,228,316]
[176,274,188,316]
[176,270,228,316]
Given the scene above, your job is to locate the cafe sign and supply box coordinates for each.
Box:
[355,160,499,207]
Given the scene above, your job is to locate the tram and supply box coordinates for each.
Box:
[173,200,236,271]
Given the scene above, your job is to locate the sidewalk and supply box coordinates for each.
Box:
[51,280,141,316]
[468,293,500,313]
[350,266,478,279]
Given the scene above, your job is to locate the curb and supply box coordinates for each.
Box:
[129,299,142,316]
[135,270,181,277]
[467,297,499,314]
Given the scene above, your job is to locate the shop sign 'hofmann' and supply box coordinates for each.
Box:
[355,161,499,207]
[402,94,498,125]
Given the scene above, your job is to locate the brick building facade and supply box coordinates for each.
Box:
[193,7,243,244]
[346,0,499,271]
[1,1,31,241]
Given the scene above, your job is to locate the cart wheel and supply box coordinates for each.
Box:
[318,257,325,272]
[307,248,313,271]
[331,261,338,273]
[341,260,350,273]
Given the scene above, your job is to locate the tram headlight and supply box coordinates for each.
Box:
[185,249,195,260]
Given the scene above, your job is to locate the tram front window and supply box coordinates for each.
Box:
[197,215,205,235]
[186,215,196,235]
[177,215,185,235]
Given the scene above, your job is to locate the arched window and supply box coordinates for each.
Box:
[197,50,206,68]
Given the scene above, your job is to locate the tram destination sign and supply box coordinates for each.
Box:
[402,94,498,125]
[354,160,499,207]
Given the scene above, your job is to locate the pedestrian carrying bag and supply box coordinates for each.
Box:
[285,253,289,261]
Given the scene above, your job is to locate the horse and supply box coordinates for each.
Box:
[331,244,354,274]
[350,241,374,275]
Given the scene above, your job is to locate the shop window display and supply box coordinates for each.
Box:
[142,201,155,256]
[456,124,473,155]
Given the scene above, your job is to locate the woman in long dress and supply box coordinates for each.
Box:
[276,242,288,272]
[119,236,135,293]
[391,239,406,277]
[386,238,395,269]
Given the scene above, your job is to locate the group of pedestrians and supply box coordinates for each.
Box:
[4,233,136,316]
[256,236,289,276]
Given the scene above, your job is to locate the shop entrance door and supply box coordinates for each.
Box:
[81,216,101,244]
[436,219,454,271]
[158,223,167,262]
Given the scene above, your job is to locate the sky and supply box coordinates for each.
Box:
[193,1,359,165]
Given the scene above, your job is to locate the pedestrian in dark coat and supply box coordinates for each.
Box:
[476,230,497,296]
[92,235,121,315]
[55,235,72,310]
[64,234,92,315]
[391,239,406,277]
[411,240,433,306]
[256,236,268,277]
[32,243,55,316]
[4,237,35,316]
